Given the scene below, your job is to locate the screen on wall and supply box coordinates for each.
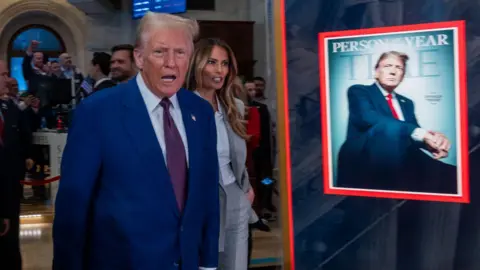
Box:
[132,0,187,19]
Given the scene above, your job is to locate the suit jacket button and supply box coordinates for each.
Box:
[180,226,184,232]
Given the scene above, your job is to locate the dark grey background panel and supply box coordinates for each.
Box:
[283,0,479,269]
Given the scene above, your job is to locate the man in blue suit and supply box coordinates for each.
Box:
[337,51,457,194]
[53,12,220,270]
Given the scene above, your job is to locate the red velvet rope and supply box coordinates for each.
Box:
[20,176,60,186]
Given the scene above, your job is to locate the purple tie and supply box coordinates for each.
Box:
[160,98,188,211]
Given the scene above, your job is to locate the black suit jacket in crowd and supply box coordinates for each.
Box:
[94,79,117,92]
[0,99,33,218]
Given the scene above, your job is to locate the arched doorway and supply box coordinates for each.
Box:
[8,25,66,91]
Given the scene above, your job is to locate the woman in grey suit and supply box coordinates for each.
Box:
[186,38,254,270]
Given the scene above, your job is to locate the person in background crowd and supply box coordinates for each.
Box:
[0,60,34,270]
[89,52,116,92]
[6,78,40,130]
[7,78,26,110]
[110,44,137,83]
[245,79,276,214]
[59,53,85,93]
[53,12,220,269]
[5,77,40,202]
[49,61,64,78]
[22,40,47,84]
[253,76,267,103]
[252,76,277,169]
[186,38,255,270]
[59,53,77,79]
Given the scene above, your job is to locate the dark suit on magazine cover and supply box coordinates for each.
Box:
[336,83,457,193]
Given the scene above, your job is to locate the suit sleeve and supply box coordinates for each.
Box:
[53,102,102,270]
[22,54,34,83]
[347,85,418,138]
[199,107,220,268]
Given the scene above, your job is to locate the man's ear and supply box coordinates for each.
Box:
[134,48,144,70]
[374,69,379,80]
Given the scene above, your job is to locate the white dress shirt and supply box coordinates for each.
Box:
[137,74,189,165]
[93,77,111,89]
[137,75,215,270]
[193,91,237,187]
[376,82,427,142]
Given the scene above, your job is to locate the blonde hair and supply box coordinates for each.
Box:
[185,38,249,140]
[135,12,199,50]
[232,77,248,106]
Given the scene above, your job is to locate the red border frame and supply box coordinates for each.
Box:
[317,21,469,203]
[275,0,297,268]
[277,0,296,268]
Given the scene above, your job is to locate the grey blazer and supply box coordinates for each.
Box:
[220,98,251,192]
[218,98,253,251]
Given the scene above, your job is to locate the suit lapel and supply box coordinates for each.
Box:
[217,102,238,190]
[370,83,395,117]
[121,80,180,217]
[176,89,202,211]
[224,110,239,179]
[397,95,413,123]
[220,102,245,184]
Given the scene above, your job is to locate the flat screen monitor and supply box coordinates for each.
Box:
[28,76,72,108]
[133,0,187,19]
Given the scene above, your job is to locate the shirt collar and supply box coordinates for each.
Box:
[136,73,179,113]
[94,77,110,88]
[375,81,396,98]
[193,90,223,115]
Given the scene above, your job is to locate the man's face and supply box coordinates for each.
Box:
[375,55,405,91]
[245,82,256,99]
[59,53,73,67]
[134,28,192,97]
[254,79,265,97]
[51,62,61,74]
[111,50,135,82]
[33,52,44,68]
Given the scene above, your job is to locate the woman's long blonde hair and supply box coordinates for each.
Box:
[185,38,248,140]
[232,77,248,106]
